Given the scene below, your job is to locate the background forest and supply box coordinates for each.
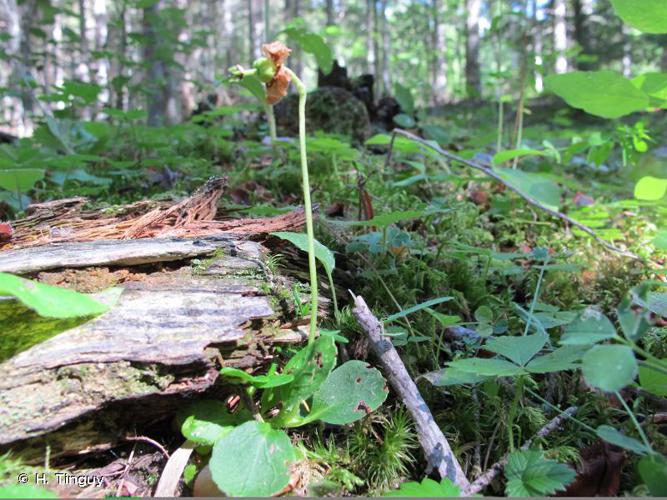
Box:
[2,0,667,133]
[0,0,666,498]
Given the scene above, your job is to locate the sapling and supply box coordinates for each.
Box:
[230,41,319,343]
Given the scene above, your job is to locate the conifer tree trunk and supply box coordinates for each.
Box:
[431,0,448,104]
[465,0,482,97]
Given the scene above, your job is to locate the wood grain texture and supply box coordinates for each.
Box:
[0,238,305,456]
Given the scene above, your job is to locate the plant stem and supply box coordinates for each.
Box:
[523,257,548,336]
[265,103,277,141]
[286,67,318,344]
[614,390,653,452]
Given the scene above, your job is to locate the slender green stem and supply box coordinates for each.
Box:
[525,387,596,433]
[286,67,318,344]
[523,257,548,336]
[507,376,525,451]
[326,271,339,320]
[614,390,653,452]
[266,103,277,141]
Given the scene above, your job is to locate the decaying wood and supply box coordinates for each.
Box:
[1,176,307,250]
[0,237,307,462]
[464,406,578,495]
[0,236,238,274]
[351,294,471,490]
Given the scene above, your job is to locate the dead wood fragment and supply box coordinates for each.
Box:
[351,293,470,490]
[1,177,307,251]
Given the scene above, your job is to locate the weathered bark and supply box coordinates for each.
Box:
[465,0,482,98]
[0,237,307,462]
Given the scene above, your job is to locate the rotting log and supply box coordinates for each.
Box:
[0,236,309,463]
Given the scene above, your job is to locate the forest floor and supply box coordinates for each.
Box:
[0,97,666,497]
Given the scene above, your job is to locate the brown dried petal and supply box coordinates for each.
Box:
[266,66,291,105]
[262,41,291,68]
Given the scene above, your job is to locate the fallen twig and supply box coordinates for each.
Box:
[123,435,170,460]
[351,293,471,490]
[390,129,641,260]
[464,405,578,495]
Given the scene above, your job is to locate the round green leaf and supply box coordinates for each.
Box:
[0,168,45,192]
[178,400,250,446]
[634,176,667,201]
[610,0,667,34]
[638,455,667,496]
[582,345,637,392]
[210,421,297,497]
[545,71,650,119]
[307,360,388,425]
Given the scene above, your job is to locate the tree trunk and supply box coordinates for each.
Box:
[622,25,632,77]
[553,0,568,73]
[380,0,391,94]
[326,0,334,25]
[465,0,482,98]
[143,2,168,126]
[372,0,381,95]
[247,0,257,60]
[431,0,448,104]
[366,0,375,74]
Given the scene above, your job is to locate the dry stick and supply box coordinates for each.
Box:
[154,440,196,497]
[391,129,641,261]
[464,405,578,496]
[123,435,170,460]
[351,294,471,490]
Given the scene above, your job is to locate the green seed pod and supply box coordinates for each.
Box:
[253,57,275,83]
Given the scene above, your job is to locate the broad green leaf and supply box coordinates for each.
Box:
[610,0,667,33]
[210,421,297,497]
[178,400,250,446]
[634,176,667,201]
[617,286,653,341]
[386,477,460,497]
[0,485,58,498]
[0,272,113,319]
[235,73,266,103]
[545,71,650,118]
[484,334,547,366]
[306,360,388,425]
[653,229,667,250]
[494,167,562,211]
[272,231,335,276]
[638,455,667,495]
[284,28,333,74]
[385,296,452,323]
[560,308,617,345]
[263,335,337,426]
[365,133,422,154]
[334,209,430,228]
[219,365,294,389]
[492,148,549,165]
[582,345,638,391]
[639,362,667,397]
[448,357,527,377]
[0,168,44,192]
[393,113,416,128]
[596,425,650,455]
[420,367,489,386]
[61,80,102,104]
[394,83,415,115]
[525,346,586,374]
[632,72,667,101]
[505,450,575,497]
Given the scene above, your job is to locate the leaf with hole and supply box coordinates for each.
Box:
[304,360,388,425]
[210,421,297,497]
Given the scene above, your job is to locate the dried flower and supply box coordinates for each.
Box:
[261,41,292,104]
